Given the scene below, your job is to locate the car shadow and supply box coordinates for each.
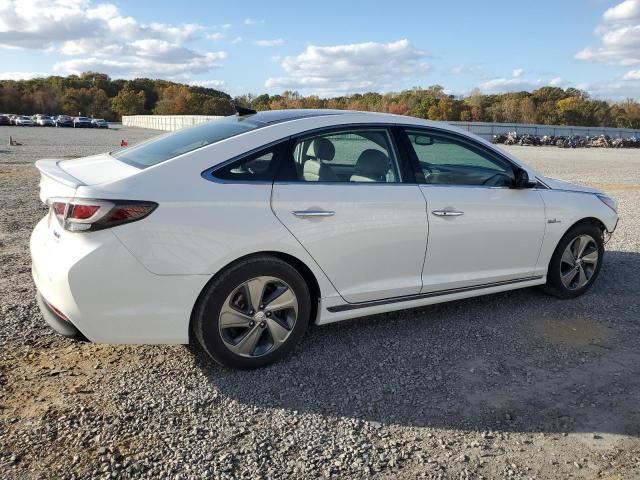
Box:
[194,250,640,436]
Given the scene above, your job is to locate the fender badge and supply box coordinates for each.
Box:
[547,218,561,224]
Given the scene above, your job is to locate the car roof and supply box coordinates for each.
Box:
[244,108,447,129]
[245,109,348,125]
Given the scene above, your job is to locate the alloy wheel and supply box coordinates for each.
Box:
[218,276,298,357]
[559,234,599,290]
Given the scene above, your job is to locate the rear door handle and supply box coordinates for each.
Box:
[292,210,335,218]
[432,210,464,217]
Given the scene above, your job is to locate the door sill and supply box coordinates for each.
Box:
[326,276,544,312]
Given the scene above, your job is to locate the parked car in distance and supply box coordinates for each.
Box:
[55,115,74,127]
[30,109,619,369]
[0,115,10,126]
[16,115,34,126]
[9,114,19,125]
[37,116,55,127]
[73,116,92,128]
[91,118,109,128]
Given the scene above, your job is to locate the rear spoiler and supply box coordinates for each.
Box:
[35,159,84,188]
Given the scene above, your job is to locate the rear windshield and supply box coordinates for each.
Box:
[112,116,263,168]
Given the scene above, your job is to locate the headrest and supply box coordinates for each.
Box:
[354,149,389,180]
[308,137,335,161]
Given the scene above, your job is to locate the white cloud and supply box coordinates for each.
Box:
[576,0,640,65]
[207,32,224,40]
[244,18,264,25]
[478,70,563,93]
[256,39,284,47]
[54,51,227,80]
[222,23,232,30]
[479,77,542,93]
[572,78,640,99]
[231,36,243,44]
[623,69,640,79]
[190,79,226,88]
[0,0,226,79]
[603,0,640,22]
[265,39,428,95]
[0,71,50,80]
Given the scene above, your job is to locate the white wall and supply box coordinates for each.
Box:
[122,115,224,131]
[122,114,640,139]
[450,121,640,140]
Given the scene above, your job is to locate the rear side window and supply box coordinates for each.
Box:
[281,129,400,183]
[211,142,287,182]
[113,117,262,168]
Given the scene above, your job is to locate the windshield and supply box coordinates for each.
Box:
[112,116,263,168]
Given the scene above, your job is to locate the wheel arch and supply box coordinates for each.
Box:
[189,251,322,338]
[564,217,607,239]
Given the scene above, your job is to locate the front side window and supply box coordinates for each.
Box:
[283,129,400,183]
[406,129,514,187]
[113,117,262,168]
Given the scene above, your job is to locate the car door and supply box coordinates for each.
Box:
[401,128,546,293]
[271,127,428,304]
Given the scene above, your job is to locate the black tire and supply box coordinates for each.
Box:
[542,223,604,299]
[192,255,311,369]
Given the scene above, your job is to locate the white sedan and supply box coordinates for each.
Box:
[30,109,618,368]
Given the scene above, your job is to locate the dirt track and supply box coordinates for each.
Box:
[1,127,639,479]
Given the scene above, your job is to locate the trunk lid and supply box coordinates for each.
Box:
[58,153,141,185]
[35,153,141,203]
[35,159,82,203]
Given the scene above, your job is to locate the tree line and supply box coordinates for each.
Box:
[1,72,639,128]
[236,86,640,129]
[0,72,235,120]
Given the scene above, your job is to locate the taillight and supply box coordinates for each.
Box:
[47,198,157,232]
[51,201,67,223]
[68,204,100,220]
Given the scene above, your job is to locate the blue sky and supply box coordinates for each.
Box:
[2,0,640,99]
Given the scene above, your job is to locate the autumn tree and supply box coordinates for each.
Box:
[111,84,146,116]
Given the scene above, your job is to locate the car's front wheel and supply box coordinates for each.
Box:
[543,223,604,299]
[193,256,311,369]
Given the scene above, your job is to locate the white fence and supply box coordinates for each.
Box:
[449,121,640,140]
[122,114,640,139]
[121,115,223,131]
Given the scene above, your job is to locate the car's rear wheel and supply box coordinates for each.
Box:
[542,223,604,299]
[193,256,311,369]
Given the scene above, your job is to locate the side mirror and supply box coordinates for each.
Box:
[512,168,537,189]
[414,135,434,146]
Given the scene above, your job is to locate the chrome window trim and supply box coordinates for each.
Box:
[201,120,545,187]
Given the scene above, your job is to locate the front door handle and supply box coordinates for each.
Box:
[432,210,464,217]
[292,210,335,218]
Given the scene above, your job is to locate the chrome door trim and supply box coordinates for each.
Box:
[292,210,336,218]
[326,275,544,312]
[432,210,464,217]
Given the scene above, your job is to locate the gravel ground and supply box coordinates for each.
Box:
[1,126,639,479]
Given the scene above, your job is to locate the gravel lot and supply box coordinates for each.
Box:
[1,126,639,479]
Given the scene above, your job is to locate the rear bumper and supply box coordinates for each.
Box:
[36,291,88,341]
[30,216,207,344]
